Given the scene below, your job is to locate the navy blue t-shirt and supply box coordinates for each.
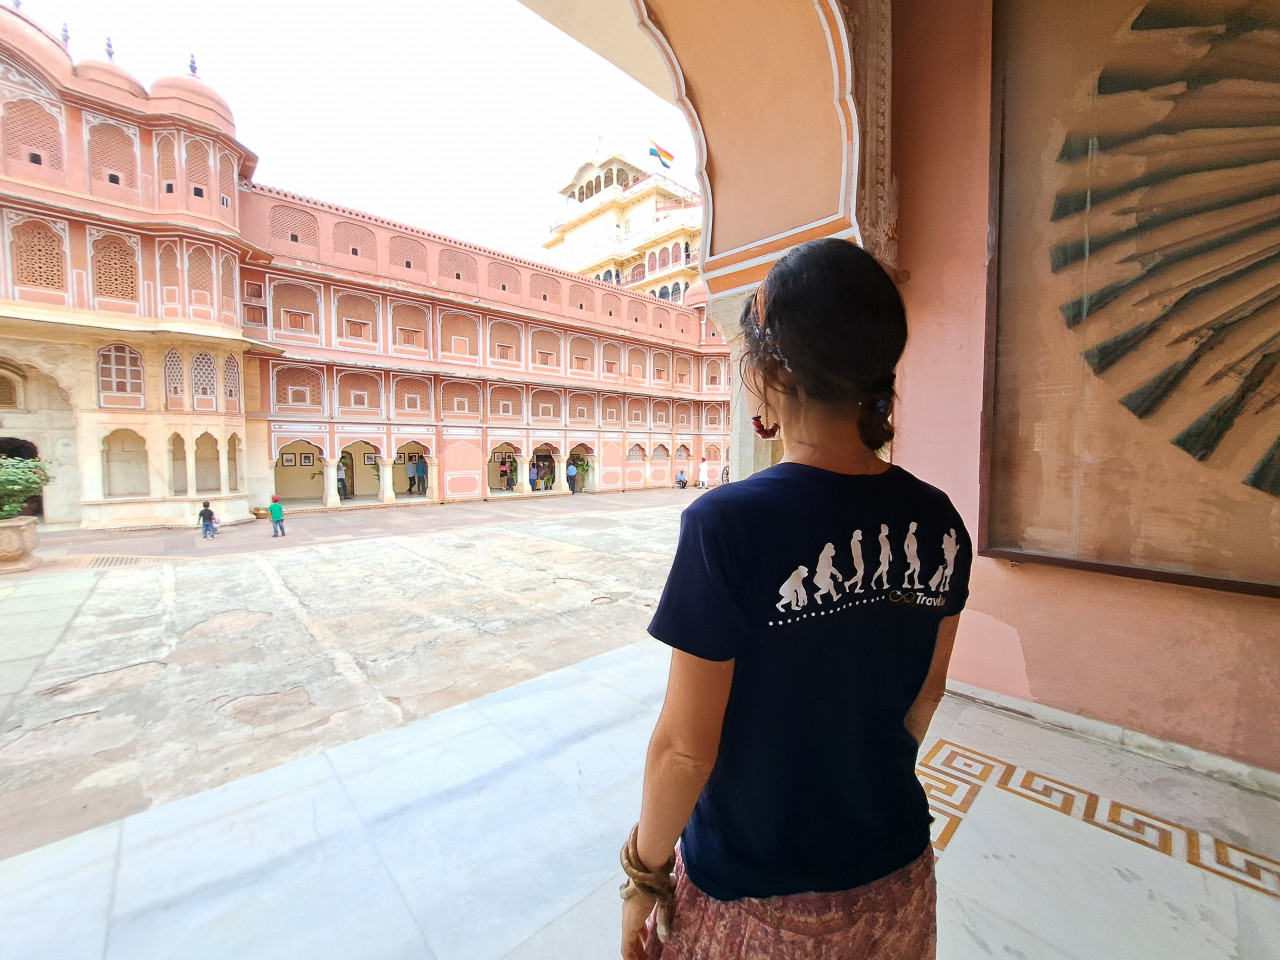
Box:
[647,462,972,901]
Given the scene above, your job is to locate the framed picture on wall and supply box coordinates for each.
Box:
[407,453,419,463]
[395,453,405,464]
[299,453,315,467]
[363,453,376,466]
[984,0,1280,597]
[281,453,296,467]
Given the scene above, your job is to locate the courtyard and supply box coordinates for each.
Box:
[1,492,1278,958]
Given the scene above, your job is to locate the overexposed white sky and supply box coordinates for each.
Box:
[13,0,696,260]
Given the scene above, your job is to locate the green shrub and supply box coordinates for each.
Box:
[0,457,52,521]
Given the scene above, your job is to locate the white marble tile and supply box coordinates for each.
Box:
[0,592,82,616]
[570,639,670,705]
[0,625,62,661]
[0,656,42,695]
[361,753,621,960]
[936,785,1262,959]
[501,870,625,960]
[0,822,118,960]
[110,754,431,959]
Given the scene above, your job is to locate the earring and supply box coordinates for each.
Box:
[752,403,779,439]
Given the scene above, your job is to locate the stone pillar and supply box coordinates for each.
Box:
[584,457,599,492]
[552,456,570,493]
[424,459,439,501]
[321,457,341,507]
[376,457,395,503]
[643,454,653,487]
[218,436,231,496]
[514,456,533,494]
[184,437,198,501]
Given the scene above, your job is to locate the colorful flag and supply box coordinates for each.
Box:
[649,140,674,169]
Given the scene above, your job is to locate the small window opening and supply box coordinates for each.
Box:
[454,272,462,280]
[405,260,413,268]
[221,196,231,207]
[107,172,121,185]
[541,293,548,301]
[578,303,585,310]
[193,186,205,198]
[164,182,174,194]
[27,152,41,165]
[350,391,368,407]
[289,233,299,243]
[500,283,507,292]
[350,247,359,256]
[404,394,420,410]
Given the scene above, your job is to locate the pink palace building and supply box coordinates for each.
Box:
[0,9,731,528]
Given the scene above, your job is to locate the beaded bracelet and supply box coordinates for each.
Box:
[619,824,677,941]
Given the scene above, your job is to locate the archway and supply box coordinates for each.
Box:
[569,442,597,493]
[650,443,671,486]
[103,429,149,498]
[395,441,432,497]
[194,432,220,493]
[227,433,241,493]
[0,437,42,516]
[532,442,560,492]
[274,439,323,502]
[169,434,187,496]
[488,442,521,494]
[340,440,380,501]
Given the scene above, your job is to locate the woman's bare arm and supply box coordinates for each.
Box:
[904,614,961,746]
[635,649,735,870]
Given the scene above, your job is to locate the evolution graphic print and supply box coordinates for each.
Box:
[773,523,960,624]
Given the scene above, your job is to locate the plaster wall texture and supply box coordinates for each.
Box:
[891,0,1280,772]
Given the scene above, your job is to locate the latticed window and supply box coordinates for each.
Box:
[603,168,614,187]
[629,301,647,325]
[395,377,431,413]
[192,352,217,399]
[269,205,318,245]
[629,348,647,378]
[531,390,561,418]
[675,444,690,461]
[442,381,479,414]
[707,360,723,385]
[392,304,428,346]
[160,244,180,288]
[187,247,213,305]
[338,294,378,340]
[671,284,683,303]
[164,350,184,399]
[224,355,241,400]
[98,344,143,395]
[439,248,477,283]
[484,262,518,295]
[157,135,176,182]
[3,99,63,168]
[629,399,647,423]
[0,375,16,408]
[707,405,722,426]
[602,293,621,318]
[627,444,646,462]
[92,236,138,300]
[275,366,322,405]
[570,337,594,370]
[491,385,522,417]
[630,264,645,283]
[221,255,236,305]
[335,221,375,260]
[658,247,670,269]
[618,169,630,188]
[654,402,671,424]
[219,152,235,203]
[569,393,594,420]
[88,123,136,187]
[186,140,209,187]
[489,320,520,361]
[706,445,722,461]
[647,252,657,272]
[273,282,319,331]
[570,284,594,312]
[531,330,560,367]
[652,444,670,462]
[530,274,561,304]
[441,313,477,354]
[339,373,380,407]
[653,308,671,329]
[390,235,425,270]
[603,396,621,421]
[11,219,64,289]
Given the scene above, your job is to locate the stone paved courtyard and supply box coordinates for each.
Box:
[0,491,689,859]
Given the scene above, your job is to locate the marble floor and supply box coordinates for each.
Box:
[1,639,1276,960]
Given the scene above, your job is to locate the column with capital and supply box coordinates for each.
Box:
[515,456,533,494]
[184,436,198,501]
[376,457,395,503]
[643,454,654,488]
[320,457,341,507]
[552,455,570,493]
[218,435,231,496]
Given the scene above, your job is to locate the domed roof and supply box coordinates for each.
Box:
[149,74,234,133]
[684,278,709,308]
[75,60,146,99]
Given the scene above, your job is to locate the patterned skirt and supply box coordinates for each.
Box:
[642,848,936,960]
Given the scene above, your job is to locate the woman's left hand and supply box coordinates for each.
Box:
[621,886,656,960]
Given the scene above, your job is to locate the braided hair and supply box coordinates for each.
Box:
[739,238,906,451]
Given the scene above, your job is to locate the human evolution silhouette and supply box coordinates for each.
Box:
[775,523,959,613]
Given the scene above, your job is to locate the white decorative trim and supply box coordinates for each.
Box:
[87,225,141,253]
[82,111,140,145]
[0,55,56,99]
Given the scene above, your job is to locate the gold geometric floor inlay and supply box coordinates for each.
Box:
[917,739,1280,901]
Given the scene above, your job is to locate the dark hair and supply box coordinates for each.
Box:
[202,501,210,508]
[740,238,906,450]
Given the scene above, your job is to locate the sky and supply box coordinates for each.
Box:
[11,0,697,261]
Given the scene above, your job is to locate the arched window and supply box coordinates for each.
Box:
[659,286,670,300]
[192,352,217,401]
[577,186,585,202]
[221,254,236,312]
[706,445,722,461]
[164,350,184,406]
[439,248,477,283]
[617,169,629,188]
[219,152,236,208]
[97,344,144,402]
[585,181,595,199]
[92,236,138,301]
[594,175,602,192]
[603,168,614,187]
[0,372,18,409]
[88,123,136,188]
[157,134,176,193]
[647,252,657,272]
[658,247,670,269]
[335,221,375,260]
[671,283,682,304]
[3,99,63,169]
[269,206,318,245]
[684,242,691,263]
[631,264,645,283]
[671,242,682,263]
[603,269,613,284]
[11,219,64,289]
[224,355,241,409]
[187,247,213,306]
[391,236,427,272]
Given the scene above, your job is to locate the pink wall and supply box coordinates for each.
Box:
[892,0,1280,772]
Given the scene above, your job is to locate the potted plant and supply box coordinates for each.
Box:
[0,456,52,573]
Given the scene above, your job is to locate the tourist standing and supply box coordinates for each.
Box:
[268,495,286,537]
[499,459,509,491]
[529,460,539,491]
[197,501,215,540]
[405,456,416,494]
[415,455,427,495]
[336,459,349,499]
[620,239,972,960]
[567,459,578,493]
